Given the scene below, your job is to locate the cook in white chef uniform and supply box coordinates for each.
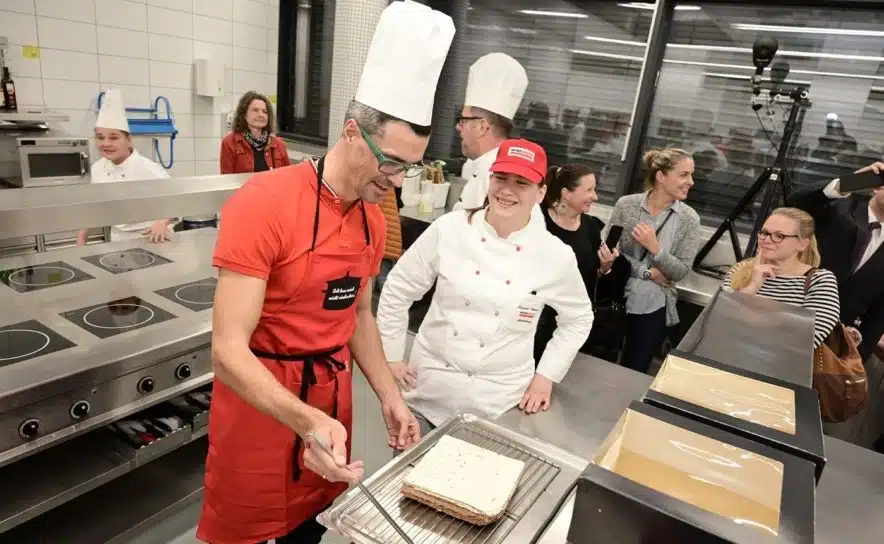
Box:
[76,89,175,245]
[454,53,529,211]
[377,138,594,436]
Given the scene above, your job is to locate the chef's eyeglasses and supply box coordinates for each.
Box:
[758,229,800,243]
[358,125,425,178]
[456,115,483,126]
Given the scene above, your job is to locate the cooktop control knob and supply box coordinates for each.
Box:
[19,419,40,440]
[137,376,155,394]
[70,400,91,420]
[175,363,192,380]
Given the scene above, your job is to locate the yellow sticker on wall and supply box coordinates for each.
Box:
[22,46,40,59]
[269,94,277,104]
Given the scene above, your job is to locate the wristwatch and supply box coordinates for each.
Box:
[642,267,652,281]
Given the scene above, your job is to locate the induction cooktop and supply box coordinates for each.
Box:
[60,296,177,339]
[154,277,216,312]
[0,319,77,368]
[81,248,172,275]
[0,261,94,293]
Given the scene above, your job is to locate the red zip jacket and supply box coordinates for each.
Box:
[220,132,291,174]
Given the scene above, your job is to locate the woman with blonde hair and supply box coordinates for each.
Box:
[606,148,701,374]
[724,207,841,349]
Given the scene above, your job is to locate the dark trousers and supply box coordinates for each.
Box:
[621,307,670,374]
[257,516,326,544]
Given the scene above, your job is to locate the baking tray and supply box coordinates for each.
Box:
[318,414,587,544]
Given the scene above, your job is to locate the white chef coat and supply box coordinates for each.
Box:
[377,208,594,426]
[454,147,498,210]
[91,150,174,241]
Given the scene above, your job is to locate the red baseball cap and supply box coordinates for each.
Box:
[490,139,547,184]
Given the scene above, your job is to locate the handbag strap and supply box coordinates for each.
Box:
[638,209,675,262]
[802,267,818,296]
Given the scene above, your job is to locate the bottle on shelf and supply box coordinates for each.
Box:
[2,67,17,112]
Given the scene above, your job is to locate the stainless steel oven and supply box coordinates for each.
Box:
[15,137,91,188]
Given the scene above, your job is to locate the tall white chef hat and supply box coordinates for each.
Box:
[354,0,455,127]
[95,89,130,133]
[464,53,528,121]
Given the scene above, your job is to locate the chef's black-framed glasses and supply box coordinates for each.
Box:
[757,229,800,243]
[359,125,425,178]
[456,115,483,126]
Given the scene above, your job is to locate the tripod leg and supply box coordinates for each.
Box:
[693,168,772,272]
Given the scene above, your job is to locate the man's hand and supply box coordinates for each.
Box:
[632,222,661,256]
[519,374,553,414]
[382,398,420,451]
[144,220,172,244]
[389,362,417,391]
[302,411,364,483]
[855,162,884,176]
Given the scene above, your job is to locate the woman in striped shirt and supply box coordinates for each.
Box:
[724,207,841,349]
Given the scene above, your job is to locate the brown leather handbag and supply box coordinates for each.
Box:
[804,269,868,422]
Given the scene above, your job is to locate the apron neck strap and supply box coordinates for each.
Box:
[311,156,371,251]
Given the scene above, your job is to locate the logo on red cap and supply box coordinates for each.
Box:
[507,146,536,163]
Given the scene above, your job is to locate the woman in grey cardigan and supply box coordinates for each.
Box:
[606,148,701,374]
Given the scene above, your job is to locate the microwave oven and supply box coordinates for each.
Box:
[14,137,91,188]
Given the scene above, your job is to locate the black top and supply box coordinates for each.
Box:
[541,206,603,300]
[253,147,269,172]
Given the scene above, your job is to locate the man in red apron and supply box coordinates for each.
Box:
[196,2,455,543]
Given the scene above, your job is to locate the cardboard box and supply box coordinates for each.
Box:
[643,350,825,480]
[569,401,816,543]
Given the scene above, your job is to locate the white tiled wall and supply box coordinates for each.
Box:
[326,0,389,146]
[0,0,280,178]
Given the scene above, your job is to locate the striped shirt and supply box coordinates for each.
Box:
[724,264,841,349]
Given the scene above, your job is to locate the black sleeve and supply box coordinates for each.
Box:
[858,295,884,362]
[787,179,837,221]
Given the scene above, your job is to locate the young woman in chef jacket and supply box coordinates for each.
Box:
[76,90,175,245]
[377,139,594,436]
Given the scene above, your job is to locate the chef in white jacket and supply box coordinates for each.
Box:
[76,89,175,245]
[454,53,529,210]
[377,138,594,435]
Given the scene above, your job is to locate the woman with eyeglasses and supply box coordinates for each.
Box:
[724,207,841,349]
[376,139,594,439]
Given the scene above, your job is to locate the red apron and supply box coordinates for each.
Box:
[198,157,374,544]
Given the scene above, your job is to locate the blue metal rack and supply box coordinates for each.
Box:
[96,92,178,169]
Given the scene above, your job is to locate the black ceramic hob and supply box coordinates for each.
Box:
[0,261,94,293]
[0,319,77,369]
[154,277,216,312]
[81,248,172,275]
[60,297,177,339]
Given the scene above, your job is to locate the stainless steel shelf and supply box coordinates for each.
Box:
[0,391,211,534]
[0,112,69,123]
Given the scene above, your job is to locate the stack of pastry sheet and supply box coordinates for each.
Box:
[401,435,525,526]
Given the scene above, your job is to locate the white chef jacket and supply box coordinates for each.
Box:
[377,208,594,426]
[454,147,498,210]
[91,150,174,241]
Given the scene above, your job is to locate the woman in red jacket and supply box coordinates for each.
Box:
[220,91,291,175]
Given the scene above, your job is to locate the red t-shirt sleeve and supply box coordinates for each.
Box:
[213,175,284,280]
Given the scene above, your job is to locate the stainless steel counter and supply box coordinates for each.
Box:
[492,354,884,543]
[399,205,721,306]
[0,173,250,239]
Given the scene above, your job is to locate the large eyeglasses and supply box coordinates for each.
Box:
[358,125,425,178]
[758,229,800,243]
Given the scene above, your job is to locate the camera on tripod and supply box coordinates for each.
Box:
[693,36,813,278]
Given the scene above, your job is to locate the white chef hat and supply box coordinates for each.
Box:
[355,0,455,127]
[95,89,130,133]
[464,53,528,121]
